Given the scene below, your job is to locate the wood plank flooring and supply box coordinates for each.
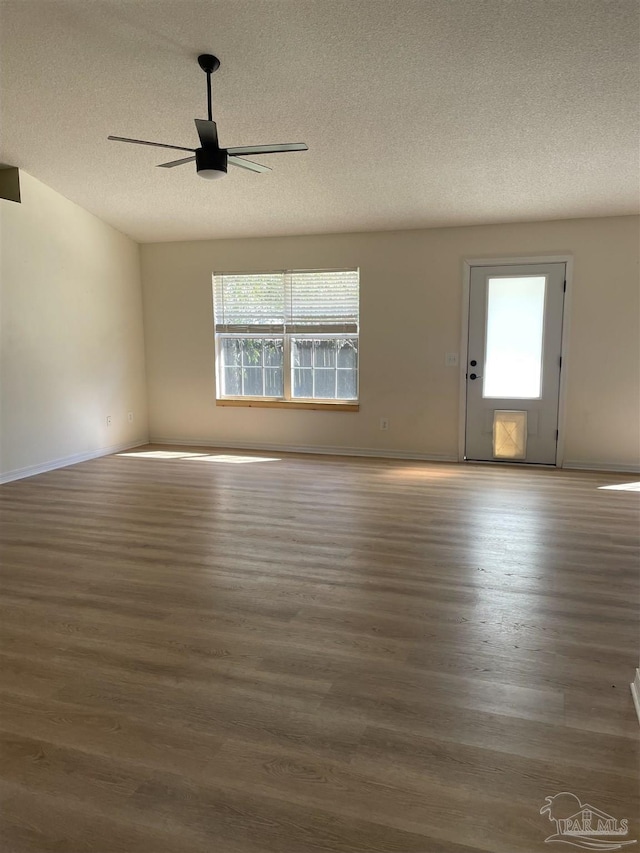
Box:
[0,446,638,852]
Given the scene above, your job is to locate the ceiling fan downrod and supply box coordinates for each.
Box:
[197,54,220,123]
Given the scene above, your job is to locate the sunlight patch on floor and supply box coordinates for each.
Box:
[598,481,640,491]
[382,465,460,481]
[118,451,208,459]
[117,450,280,464]
[185,454,280,464]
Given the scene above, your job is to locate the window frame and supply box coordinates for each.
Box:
[213,269,360,410]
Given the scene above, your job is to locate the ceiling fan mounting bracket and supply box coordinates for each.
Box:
[197,54,220,74]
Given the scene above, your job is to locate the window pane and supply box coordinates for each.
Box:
[293,368,313,398]
[265,367,283,396]
[291,338,358,400]
[222,338,242,366]
[337,339,357,368]
[483,276,546,399]
[293,339,313,367]
[314,340,336,367]
[243,367,263,396]
[264,340,284,367]
[223,366,242,396]
[242,339,264,366]
[219,338,285,397]
[337,369,357,399]
[314,368,336,398]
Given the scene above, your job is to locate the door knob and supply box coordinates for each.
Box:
[469,373,481,380]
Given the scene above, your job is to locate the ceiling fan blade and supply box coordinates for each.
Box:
[157,156,196,169]
[108,135,196,153]
[226,142,308,156]
[228,156,271,174]
[195,119,219,148]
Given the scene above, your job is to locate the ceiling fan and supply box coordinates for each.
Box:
[108,54,308,180]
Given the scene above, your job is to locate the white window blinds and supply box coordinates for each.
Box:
[214,269,359,334]
[287,269,359,334]
[213,273,285,333]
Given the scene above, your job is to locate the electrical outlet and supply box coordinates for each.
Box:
[128,411,134,423]
[106,415,112,427]
[445,353,459,366]
[379,417,389,431]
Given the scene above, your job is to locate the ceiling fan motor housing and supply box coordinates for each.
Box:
[196,147,227,179]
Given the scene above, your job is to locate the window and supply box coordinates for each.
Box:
[213,269,359,407]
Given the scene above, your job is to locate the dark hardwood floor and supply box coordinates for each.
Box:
[0,446,638,852]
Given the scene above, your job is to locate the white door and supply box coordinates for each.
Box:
[465,263,565,465]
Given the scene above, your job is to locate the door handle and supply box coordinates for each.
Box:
[469,373,482,380]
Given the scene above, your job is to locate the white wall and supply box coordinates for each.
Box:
[140,215,640,470]
[0,171,149,481]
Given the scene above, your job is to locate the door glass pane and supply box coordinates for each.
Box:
[483,276,546,398]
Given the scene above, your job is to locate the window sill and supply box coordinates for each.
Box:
[216,399,359,412]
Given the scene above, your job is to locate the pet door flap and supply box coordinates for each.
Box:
[493,410,527,459]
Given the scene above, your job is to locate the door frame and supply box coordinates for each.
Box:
[458,255,573,467]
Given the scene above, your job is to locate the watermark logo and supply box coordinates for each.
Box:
[540,792,636,850]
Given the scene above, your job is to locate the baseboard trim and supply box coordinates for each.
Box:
[563,460,640,474]
[147,439,640,472]
[0,438,150,484]
[631,669,640,727]
[148,437,458,464]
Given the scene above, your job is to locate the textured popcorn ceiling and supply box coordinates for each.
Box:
[1,0,638,243]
